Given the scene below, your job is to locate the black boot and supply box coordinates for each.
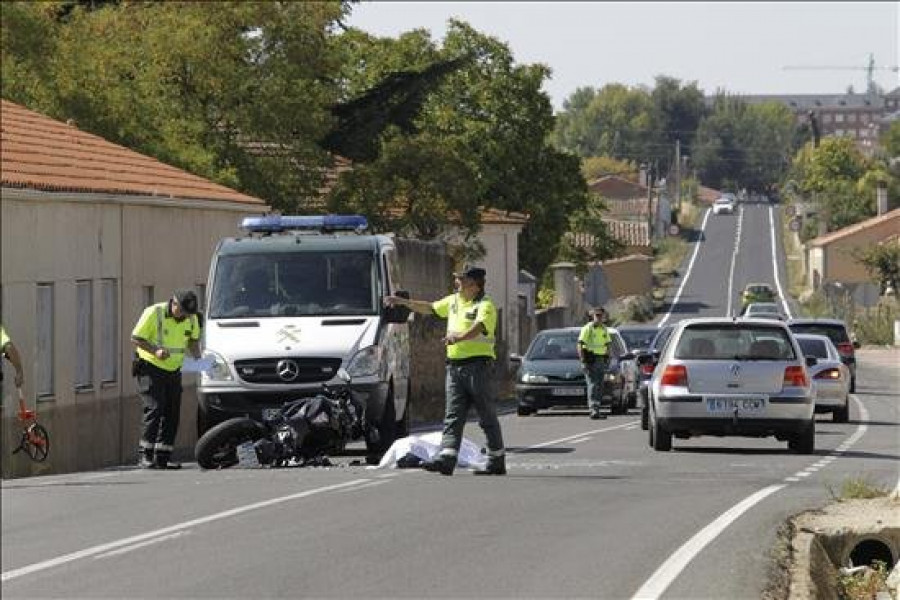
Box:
[473,455,506,476]
[155,453,182,470]
[138,449,156,469]
[422,455,456,476]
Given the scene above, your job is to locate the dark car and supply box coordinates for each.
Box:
[511,327,633,416]
[788,318,859,392]
[637,324,675,430]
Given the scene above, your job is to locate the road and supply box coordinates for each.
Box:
[3,200,899,599]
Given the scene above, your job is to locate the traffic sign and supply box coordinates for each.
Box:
[785,205,796,217]
[668,224,681,236]
[789,216,801,232]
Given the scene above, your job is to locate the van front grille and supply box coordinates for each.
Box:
[234,358,342,384]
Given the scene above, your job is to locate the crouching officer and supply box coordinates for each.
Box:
[385,266,506,476]
[578,307,611,420]
[131,290,202,469]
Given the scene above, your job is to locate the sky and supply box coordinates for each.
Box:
[345,1,900,111]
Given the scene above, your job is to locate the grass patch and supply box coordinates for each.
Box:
[798,291,899,345]
[837,560,892,600]
[825,475,890,502]
[780,213,807,300]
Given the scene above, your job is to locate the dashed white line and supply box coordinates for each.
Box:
[94,531,188,559]
[726,206,744,317]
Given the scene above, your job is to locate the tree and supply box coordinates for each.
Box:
[556,195,624,274]
[647,76,706,172]
[855,243,900,295]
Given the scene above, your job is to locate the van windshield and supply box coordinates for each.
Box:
[209,251,377,318]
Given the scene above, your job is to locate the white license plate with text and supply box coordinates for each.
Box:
[553,387,585,397]
[705,396,767,414]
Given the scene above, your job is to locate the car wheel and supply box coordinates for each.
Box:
[650,408,671,452]
[833,402,849,423]
[517,405,534,416]
[641,405,649,431]
[788,420,815,454]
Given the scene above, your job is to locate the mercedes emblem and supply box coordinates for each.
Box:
[276,359,300,382]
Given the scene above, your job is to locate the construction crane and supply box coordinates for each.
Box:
[783,53,899,94]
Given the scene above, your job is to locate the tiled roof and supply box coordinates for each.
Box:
[724,93,883,110]
[1,99,264,204]
[588,175,648,200]
[808,209,900,247]
[568,219,651,249]
[480,207,529,225]
[603,198,649,217]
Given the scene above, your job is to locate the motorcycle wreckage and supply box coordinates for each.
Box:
[195,369,366,469]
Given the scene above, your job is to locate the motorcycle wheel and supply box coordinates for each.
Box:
[195,417,266,470]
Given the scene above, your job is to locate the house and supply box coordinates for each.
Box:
[805,208,900,306]
[0,100,268,477]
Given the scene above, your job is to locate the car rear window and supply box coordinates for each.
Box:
[789,324,849,345]
[675,324,797,360]
[797,338,829,358]
[619,329,658,351]
[527,334,579,360]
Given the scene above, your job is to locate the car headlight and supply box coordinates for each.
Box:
[202,350,233,382]
[604,373,617,382]
[521,373,549,384]
[347,345,383,378]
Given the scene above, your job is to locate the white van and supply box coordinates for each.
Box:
[198,215,411,459]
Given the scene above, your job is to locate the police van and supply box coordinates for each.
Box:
[198,215,411,458]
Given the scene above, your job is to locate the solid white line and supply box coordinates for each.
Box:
[94,531,188,560]
[569,437,592,444]
[1,479,371,582]
[659,208,712,327]
[768,206,793,319]
[334,480,390,492]
[726,206,744,317]
[631,484,786,599]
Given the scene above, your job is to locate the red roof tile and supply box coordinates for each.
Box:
[588,175,648,200]
[568,219,651,249]
[1,99,265,205]
[808,209,900,247]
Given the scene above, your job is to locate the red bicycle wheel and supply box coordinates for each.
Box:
[24,423,50,462]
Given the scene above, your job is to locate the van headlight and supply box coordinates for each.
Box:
[202,350,233,382]
[347,346,383,378]
[521,373,549,384]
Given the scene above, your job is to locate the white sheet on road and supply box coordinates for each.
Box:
[373,432,487,470]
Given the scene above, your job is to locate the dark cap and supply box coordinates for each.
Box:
[174,289,199,315]
[453,265,486,280]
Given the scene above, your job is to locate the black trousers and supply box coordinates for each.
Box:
[136,362,182,461]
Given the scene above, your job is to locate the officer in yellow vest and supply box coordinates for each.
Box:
[131,290,202,469]
[385,266,506,476]
[578,307,611,420]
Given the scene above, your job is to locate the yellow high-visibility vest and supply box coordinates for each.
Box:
[432,293,497,360]
[132,302,200,372]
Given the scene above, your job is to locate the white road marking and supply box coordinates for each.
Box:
[631,484,786,600]
[726,206,744,317]
[658,208,712,328]
[569,437,592,444]
[1,479,371,582]
[94,531,188,559]
[522,421,639,450]
[334,480,390,492]
[633,394,871,599]
[768,206,793,319]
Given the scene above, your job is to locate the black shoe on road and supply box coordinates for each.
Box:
[473,457,506,476]
[138,457,157,469]
[422,456,455,476]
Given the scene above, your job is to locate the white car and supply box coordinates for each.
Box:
[712,196,735,215]
[793,333,851,422]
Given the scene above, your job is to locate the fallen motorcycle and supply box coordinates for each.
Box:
[195,369,365,469]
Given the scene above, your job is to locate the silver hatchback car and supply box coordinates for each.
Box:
[644,318,815,453]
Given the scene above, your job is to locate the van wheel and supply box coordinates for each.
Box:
[366,390,397,462]
[396,382,411,438]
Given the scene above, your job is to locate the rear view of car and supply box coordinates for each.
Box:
[794,333,851,422]
[788,318,858,392]
[647,319,815,453]
[712,196,735,215]
[741,283,776,308]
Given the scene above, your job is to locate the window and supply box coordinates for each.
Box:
[36,284,54,398]
[101,279,118,383]
[861,114,870,124]
[834,114,844,123]
[821,114,833,124]
[76,280,93,389]
[142,286,155,309]
[847,113,857,123]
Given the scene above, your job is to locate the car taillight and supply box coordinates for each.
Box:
[661,365,688,386]
[641,363,655,376]
[836,342,854,356]
[783,366,809,387]
[814,368,842,380]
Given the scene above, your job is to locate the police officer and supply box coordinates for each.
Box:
[131,290,202,469]
[385,266,506,476]
[1,324,25,388]
[578,307,611,420]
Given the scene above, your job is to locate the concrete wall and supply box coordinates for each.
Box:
[1,188,264,478]
[602,255,653,298]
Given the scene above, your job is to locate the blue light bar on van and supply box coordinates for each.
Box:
[240,215,369,233]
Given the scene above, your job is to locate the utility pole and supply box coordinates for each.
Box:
[674,139,681,214]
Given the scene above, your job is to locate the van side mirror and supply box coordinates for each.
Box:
[384,290,411,324]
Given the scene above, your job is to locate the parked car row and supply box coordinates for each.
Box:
[511,311,858,456]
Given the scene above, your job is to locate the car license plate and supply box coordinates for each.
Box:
[262,408,282,420]
[552,387,585,396]
[705,396,767,414]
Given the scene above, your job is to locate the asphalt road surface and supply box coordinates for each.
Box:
[3,199,898,599]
